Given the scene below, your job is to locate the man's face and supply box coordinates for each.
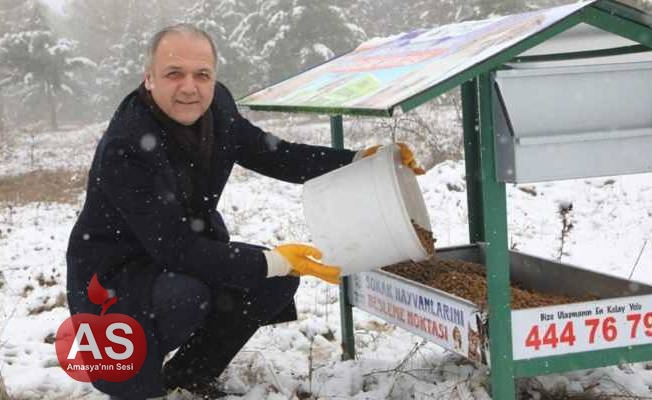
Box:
[144,32,216,126]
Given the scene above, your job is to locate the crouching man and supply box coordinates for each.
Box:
[66,23,424,399]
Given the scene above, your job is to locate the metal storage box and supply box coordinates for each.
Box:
[493,60,652,183]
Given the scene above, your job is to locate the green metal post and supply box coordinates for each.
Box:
[477,73,515,399]
[331,115,356,360]
[461,79,484,243]
[330,115,345,149]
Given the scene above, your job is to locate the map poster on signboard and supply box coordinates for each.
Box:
[239,1,592,112]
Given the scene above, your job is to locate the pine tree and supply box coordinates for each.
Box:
[0,0,28,132]
[0,1,95,129]
[237,0,366,88]
[62,0,180,62]
[186,0,260,97]
[352,0,476,39]
[61,0,180,118]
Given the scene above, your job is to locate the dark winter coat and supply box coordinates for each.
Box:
[65,82,354,395]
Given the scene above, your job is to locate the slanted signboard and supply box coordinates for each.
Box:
[239,1,592,113]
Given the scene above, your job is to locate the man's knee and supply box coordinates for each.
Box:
[152,272,211,352]
[153,272,211,310]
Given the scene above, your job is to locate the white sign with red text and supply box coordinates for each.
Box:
[512,294,652,359]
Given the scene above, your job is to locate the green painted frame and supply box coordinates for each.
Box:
[241,2,652,398]
[330,115,356,361]
[245,104,392,117]
[509,44,649,63]
[477,72,514,398]
[514,343,652,377]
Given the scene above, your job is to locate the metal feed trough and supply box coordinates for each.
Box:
[350,244,652,366]
[238,1,652,398]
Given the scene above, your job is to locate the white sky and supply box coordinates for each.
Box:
[40,0,66,15]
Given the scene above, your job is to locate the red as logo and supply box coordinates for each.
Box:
[56,274,147,382]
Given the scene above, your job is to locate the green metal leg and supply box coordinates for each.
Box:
[330,115,356,360]
[461,79,484,244]
[478,73,515,399]
[339,278,355,360]
[330,115,344,149]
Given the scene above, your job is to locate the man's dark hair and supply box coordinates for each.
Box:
[146,23,218,71]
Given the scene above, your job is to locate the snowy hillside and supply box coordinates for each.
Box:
[1,120,652,399]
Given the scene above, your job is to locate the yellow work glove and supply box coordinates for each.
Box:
[269,244,341,284]
[362,143,426,175]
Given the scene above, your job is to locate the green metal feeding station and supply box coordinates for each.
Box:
[238,1,652,398]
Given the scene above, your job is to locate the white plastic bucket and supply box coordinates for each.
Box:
[302,144,432,275]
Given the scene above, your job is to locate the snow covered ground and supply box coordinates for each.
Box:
[1,120,652,399]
